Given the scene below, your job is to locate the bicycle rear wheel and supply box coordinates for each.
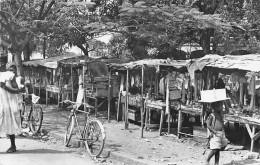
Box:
[83,120,106,157]
[29,105,43,134]
[64,115,75,147]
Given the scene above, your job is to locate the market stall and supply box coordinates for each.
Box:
[72,58,130,117]
[23,52,83,105]
[109,59,191,137]
[178,54,260,152]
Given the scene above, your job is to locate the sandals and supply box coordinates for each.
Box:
[6,147,17,153]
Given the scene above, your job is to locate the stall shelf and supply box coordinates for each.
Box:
[224,114,260,152]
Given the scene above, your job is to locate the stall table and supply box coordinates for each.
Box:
[177,105,203,138]
[224,114,260,152]
[45,85,60,106]
[145,100,166,136]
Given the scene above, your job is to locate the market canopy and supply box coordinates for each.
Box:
[109,58,190,71]
[195,54,260,72]
[23,52,83,69]
[59,56,131,67]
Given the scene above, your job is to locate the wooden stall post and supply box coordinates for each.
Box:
[155,73,159,99]
[58,67,63,107]
[251,126,256,152]
[159,109,165,136]
[117,91,121,121]
[250,74,256,110]
[108,70,111,123]
[239,80,244,107]
[194,74,198,101]
[117,74,124,122]
[39,68,42,98]
[140,66,144,138]
[45,70,48,106]
[166,73,170,135]
[32,67,35,93]
[83,66,86,113]
[71,67,74,102]
[125,69,129,130]
[178,76,185,138]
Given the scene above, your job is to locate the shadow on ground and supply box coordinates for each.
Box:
[223,159,260,165]
[0,149,73,154]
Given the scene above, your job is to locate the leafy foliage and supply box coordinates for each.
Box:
[111,0,260,58]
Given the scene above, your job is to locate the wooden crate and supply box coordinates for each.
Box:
[128,108,141,121]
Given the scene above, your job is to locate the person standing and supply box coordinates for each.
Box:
[0,56,21,153]
[205,101,228,165]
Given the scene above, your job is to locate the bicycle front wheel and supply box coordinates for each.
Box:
[29,105,43,134]
[64,115,75,147]
[83,120,106,157]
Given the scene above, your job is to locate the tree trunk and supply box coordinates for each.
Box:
[23,42,30,61]
[13,51,24,77]
[200,29,211,54]
[76,44,89,61]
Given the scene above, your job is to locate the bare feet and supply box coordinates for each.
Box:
[6,146,16,153]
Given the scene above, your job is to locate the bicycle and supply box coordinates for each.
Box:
[63,100,106,158]
[21,93,43,134]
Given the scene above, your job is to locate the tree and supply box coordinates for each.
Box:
[49,0,123,58]
[0,0,117,76]
[113,0,254,59]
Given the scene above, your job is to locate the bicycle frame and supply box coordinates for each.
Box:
[70,108,90,141]
[22,102,39,121]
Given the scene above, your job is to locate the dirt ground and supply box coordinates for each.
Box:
[42,104,259,165]
[100,111,259,165]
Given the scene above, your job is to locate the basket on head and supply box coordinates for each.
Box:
[198,88,230,103]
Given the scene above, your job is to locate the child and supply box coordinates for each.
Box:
[206,101,228,165]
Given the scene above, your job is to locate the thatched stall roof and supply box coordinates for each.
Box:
[195,54,260,72]
[109,58,190,71]
[23,52,82,69]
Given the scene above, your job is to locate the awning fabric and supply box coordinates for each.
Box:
[109,54,260,73]
[109,58,190,70]
[195,54,260,72]
[23,52,82,69]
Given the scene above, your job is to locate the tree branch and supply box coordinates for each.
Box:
[41,0,55,19]
[13,0,25,20]
[0,19,10,31]
[38,0,46,19]
[0,11,9,23]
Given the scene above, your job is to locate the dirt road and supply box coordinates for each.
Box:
[0,137,121,165]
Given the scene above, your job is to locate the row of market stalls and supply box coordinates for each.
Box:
[107,54,260,153]
[21,52,260,153]
[22,51,129,116]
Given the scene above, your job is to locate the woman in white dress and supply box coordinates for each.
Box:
[0,56,21,153]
